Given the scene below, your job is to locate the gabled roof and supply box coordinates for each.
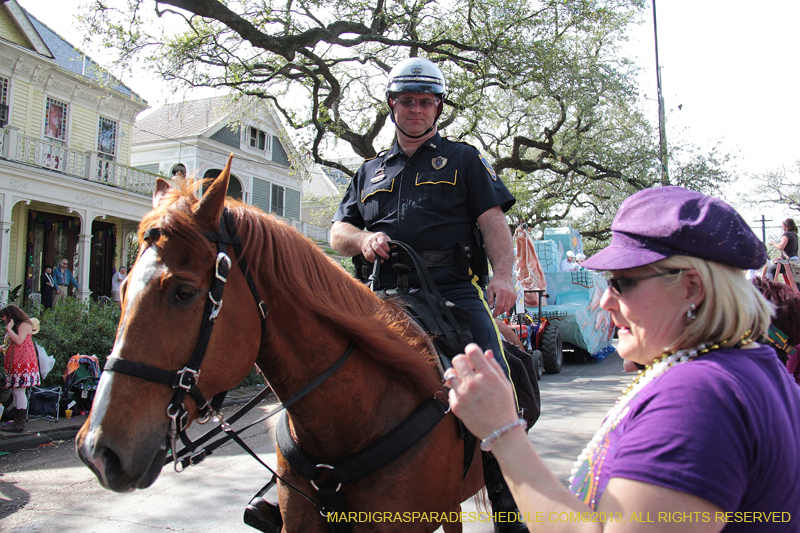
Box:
[22,8,144,101]
[132,95,281,145]
[133,96,229,144]
[1,1,51,57]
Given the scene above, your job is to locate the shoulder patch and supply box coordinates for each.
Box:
[479,154,497,181]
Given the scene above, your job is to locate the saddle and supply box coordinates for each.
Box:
[374,241,539,429]
[375,241,473,365]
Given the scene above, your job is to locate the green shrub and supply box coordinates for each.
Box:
[29,297,120,387]
[25,297,265,389]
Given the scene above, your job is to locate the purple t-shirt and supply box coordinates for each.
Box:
[599,345,800,531]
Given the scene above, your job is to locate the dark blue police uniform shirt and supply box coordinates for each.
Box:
[333,133,515,272]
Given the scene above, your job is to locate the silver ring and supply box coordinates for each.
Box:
[443,369,458,382]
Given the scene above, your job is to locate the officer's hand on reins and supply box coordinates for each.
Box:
[361,231,392,262]
[486,274,516,318]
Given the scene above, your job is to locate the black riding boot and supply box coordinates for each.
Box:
[482,451,528,533]
[1,408,27,433]
[243,477,283,533]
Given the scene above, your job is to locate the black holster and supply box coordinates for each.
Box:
[470,227,490,287]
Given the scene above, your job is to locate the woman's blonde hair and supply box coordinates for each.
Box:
[654,256,772,350]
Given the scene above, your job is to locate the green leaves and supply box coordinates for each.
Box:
[80,0,733,246]
[31,298,120,387]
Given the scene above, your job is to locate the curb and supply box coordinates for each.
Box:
[0,391,273,453]
[0,430,73,453]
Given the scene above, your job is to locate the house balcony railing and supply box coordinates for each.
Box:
[0,126,159,195]
[274,214,331,245]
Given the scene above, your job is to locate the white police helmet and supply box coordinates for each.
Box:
[386,58,446,99]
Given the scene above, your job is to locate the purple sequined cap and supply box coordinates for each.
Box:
[582,186,767,271]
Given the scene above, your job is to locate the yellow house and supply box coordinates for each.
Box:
[0,1,155,305]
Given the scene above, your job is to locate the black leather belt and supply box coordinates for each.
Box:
[393,249,456,268]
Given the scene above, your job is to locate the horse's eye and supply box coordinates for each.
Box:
[174,285,196,302]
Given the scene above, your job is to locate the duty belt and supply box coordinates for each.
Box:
[360,249,455,280]
[394,249,456,268]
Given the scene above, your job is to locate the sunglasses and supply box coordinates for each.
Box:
[393,97,440,109]
[606,269,684,295]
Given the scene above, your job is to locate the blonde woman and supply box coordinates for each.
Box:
[446,187,800,532]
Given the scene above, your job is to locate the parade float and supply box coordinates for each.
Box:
[511,225,616,373]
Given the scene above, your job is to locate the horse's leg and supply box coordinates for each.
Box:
[442,504,463,533]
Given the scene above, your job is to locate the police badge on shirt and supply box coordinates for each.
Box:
[432,156,447,170]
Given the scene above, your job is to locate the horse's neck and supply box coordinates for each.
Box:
[263,328,425,460]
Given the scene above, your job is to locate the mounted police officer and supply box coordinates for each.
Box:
[331,57,527,533]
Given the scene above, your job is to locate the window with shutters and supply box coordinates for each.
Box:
[97,117,117,160]
[44,97,68,142]
[271,184,284,216]
[0,77,8,127]
[249,127,271,151]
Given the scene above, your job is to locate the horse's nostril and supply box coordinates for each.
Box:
[99,445,122,474]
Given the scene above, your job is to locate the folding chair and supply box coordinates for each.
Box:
[28,386,62,422]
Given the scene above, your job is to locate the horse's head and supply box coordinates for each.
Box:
[76,155,263,492]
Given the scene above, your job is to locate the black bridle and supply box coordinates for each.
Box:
[104,208,268,468]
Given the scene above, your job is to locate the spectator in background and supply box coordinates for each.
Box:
[766,218,799,281]
[0,305,38,433]
[53,258,79,308]
[41,265,55,309]
[752,276,800,385]
[560,250,577,271]
[111,265,127,308]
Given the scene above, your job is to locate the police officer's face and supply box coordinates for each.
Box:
[392,93,439,137]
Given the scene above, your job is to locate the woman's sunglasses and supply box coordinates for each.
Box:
[606,269,685,295]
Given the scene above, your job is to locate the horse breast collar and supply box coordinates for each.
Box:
[105,208,268,467]
[276,398,449,529]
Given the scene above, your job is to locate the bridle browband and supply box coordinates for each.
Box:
[104,208,268,467]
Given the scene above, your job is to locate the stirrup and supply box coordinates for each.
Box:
[243,476,283,533]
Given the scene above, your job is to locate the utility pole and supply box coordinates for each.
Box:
[653,0,668,186]
[755,215,772,243]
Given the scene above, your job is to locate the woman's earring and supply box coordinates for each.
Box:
[686,303,697,322]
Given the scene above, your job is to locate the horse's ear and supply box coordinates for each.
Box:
[195,154,233,226]
[152,178,172,209]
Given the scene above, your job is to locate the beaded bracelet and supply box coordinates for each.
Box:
[480,419,527,451]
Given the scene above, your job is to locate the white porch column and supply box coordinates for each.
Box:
[75,209,93,301]
[0,193,13,303]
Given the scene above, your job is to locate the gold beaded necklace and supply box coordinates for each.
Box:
[568,331,753,508]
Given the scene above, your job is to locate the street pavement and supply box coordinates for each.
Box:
[0,386,269,453]
[0,349,629,532]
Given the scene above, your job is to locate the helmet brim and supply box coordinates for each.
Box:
[387,81,445,96]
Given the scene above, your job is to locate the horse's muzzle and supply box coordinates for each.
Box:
[76,423,168,493]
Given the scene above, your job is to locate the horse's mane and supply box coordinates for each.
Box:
[139,178,442,397]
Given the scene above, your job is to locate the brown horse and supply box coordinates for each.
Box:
[75,156,483,532]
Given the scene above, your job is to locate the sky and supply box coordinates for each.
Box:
[22,0,800,240]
